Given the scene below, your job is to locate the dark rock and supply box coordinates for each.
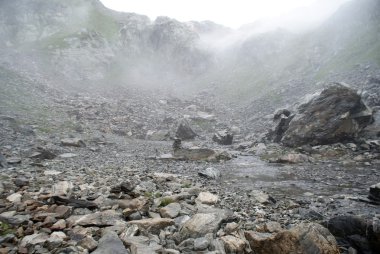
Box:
[325,216,380,253]
[29,147,56,160]
[0,211,30,226]
[274,84,374,147]
[212,130,233,145]
[267,107,294,143]
[325,216,367,238]
[51,196,98,209]
[273,108,291,120]
[173,138,182,150]
[13,177,29,188]
[368,183,380,201]
[110,181,137,194]
[175,120,196,140]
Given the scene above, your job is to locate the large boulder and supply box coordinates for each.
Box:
[272,84,373,147]
[245,223,339,254]
[325,216,380,253]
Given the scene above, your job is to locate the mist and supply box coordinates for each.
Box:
[1,0,380,253]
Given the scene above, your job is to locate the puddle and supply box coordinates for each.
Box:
[221,155,363,198]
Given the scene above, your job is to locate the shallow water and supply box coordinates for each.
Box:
[222,155,378,198]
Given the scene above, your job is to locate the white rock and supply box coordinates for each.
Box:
[44,170,62,176]
[196,192,218,205]
[6,193,22,203]
[53,181,73,196]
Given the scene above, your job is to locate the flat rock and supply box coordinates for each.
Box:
[19,233,49,250]
[160,202,181,218]
[0,211,30,226]
[179,213,224,240]
[44,170,62,176]
[67,210,125,227]
[92,231,128,254]
[128,218,175,234]
[58,153,77,158]
[7,157,21,164]
[61,138,86,147]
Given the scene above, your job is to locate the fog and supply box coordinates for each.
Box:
[0,0,377,101]
[1,1,379,253]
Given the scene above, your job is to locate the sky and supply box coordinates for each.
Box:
[99,0,349,29]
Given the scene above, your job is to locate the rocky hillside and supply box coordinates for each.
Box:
[0,0,211,91]
[1,0,379,100]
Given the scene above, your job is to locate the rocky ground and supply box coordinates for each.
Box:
[1,83,380,254]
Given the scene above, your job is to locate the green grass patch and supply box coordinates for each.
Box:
[159,197,175,207]
[0,222,14,236]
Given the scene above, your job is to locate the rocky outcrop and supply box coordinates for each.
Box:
[270,84,373,147]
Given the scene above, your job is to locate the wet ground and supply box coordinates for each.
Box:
[222,155,380,198]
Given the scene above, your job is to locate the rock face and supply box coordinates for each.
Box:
[272,84,373,147]
[245,223,339,254]
[212,130,233,145]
